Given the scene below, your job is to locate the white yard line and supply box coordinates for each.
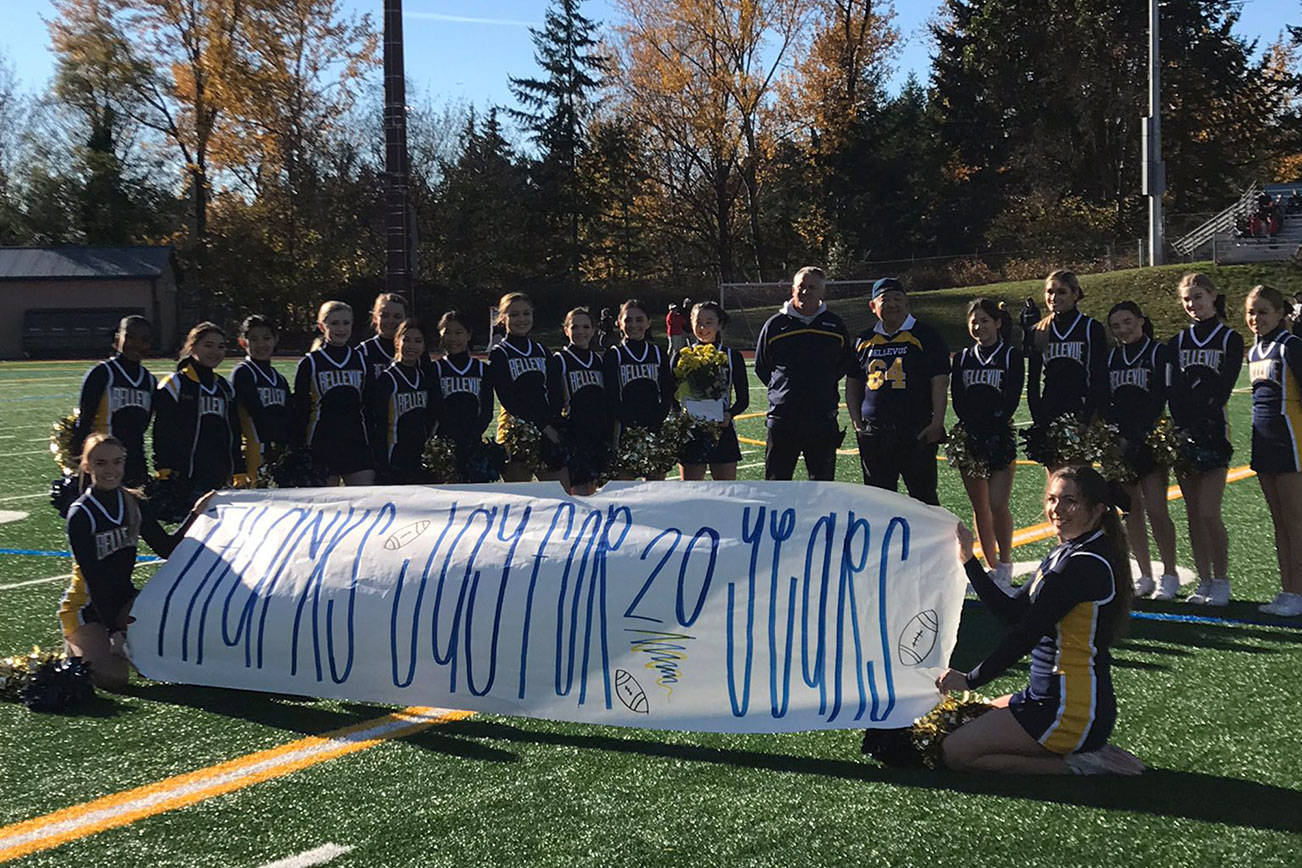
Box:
[2,451,51,457]
[0,573,70,591]
[257,843,356,868]
[0,493,46,504]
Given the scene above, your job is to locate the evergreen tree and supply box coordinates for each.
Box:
[508,0,609,290]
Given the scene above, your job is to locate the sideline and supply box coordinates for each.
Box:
[0,707,469,863]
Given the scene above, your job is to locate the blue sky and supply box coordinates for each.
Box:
[1,1,1294,112]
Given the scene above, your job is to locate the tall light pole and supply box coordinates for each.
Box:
[1142,0,1165,266]
[383,0,414,304]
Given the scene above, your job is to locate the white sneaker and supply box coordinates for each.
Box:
[1153,574,1180,601]
[1204,579,1230,607]
[1260,593,1302,617]
[1185,580,1213,604]
[1133,575,1156,597]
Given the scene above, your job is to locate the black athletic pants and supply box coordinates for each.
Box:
[764,416,842,481]
[855,428,939,505]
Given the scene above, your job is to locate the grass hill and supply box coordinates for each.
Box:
[724,261,1302,348]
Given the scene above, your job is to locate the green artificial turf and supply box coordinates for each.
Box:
[0,355,1299,868]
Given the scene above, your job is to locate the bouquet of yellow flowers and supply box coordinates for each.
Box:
[674,343,730,423]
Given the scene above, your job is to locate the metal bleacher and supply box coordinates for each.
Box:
[1173,182,1302,264]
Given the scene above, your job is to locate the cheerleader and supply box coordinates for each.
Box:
[1026,270,1108,470]
[289,301,374,485]
[367,318,437,484]
[937,466,1140,775]
[357,293,408,380]
[674,301,748,481]
[488,292,562,483]
[1104,302,1179,600]
[432,311,496,481]
[604,299,675,480]
[59,434,213,687]
[548,307,609,495]
[1244,286,1302,617]
[153,322,242,494]
[1168,273,1243,606]
[70,315,157,486]
[950,298,1023,588]
[231,316,290,482]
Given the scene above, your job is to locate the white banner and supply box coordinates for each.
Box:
[128,481,966,732]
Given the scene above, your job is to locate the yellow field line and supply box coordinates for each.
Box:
[0,706,470,863]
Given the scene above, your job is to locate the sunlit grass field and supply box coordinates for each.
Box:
[0,355,1299,867]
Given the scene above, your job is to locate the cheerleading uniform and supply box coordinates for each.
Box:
[434,352,494,447]
[289,344,371,476]
[950,339,1024,470]
[231,357,290,480]
[368,361,437,483]
[71,354,157,484]
[153,359,241,492]
[603,338,674,432]
[357,334,396,382]
[754,303,854,481]
[549,345,610,484]
[1026,310,1108,426]
[1248,326,1302,474]
[1104,337,1169,477]
[58,487,196,637]
[1166,320,1244,471]
[964,529,1121,755]
[489,336,553,435]
[671,342,749,465]
[847,314,950,504]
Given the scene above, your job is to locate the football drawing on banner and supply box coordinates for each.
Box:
[127,481,966,733]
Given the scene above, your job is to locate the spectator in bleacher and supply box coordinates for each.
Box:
[1287,190,1302,214]
[845,278,950,505]
[754,266,854,481]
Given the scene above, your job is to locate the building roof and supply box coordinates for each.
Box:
[0,246,174,281]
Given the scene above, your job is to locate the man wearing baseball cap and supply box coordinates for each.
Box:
[845,278,950,504]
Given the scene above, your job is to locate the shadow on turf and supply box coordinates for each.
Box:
[116,682,395,734]
[428,718,1301,834]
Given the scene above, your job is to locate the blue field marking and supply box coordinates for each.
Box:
[1129,609,1302,631]
[963,598,1301,631]
[0,547,160,562]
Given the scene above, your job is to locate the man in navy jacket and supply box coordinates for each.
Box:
[754,267,854,480]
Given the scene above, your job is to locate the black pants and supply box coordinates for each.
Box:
[856,429,939,505]
[764,416,842,481]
